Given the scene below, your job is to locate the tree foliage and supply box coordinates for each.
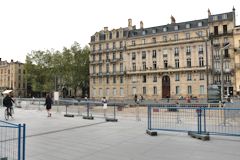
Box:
[24,42,90,97]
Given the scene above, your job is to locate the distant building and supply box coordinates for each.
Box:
[0,58,27,97]
[89,8,239,100]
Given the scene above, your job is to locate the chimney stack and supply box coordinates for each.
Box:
[208,8,211,17]
[171,15,176,24]
[140,21,144,29]
[128,18,132,30]
[104,27,108,31]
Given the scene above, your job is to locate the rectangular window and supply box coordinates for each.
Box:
[99,64,102,73]
[153,61,157,69]
[175,59,179,68]
[93,88,96,97]
[200,72,204,80]
[142,51,146,59]
[112,52,116,60]
[132,52,136,60]
[176,86,180,95]
[113,76,116,83]
[186,24,190,29]
[119,63,123,72]
[113,64,116,73]
[132,40,135,46]
[175,73,180,81]
[222,14,228,19]
[186,33,190,39]
[163,36,167,42]
[106,88,110,96]
[120,88,124,96]
[132,63,136,71]
[143,87,146,95]
[113,88,117,96]
[174,47,179,57]
[99,54,102,61]
[118,52,122,61]
[174,34,178,41]
[99,88,103,97]
[152,50,157,58]
[113,42,116,49]
[153,75,157,82]
[164,60,168,69]
[142,62,146,70]
[223,25,228,34]
[120,41,123,48]
[186,46,191,55]
[213,15,218,21]
[200,85,204,94]
[198,45,203,54]
[153,86,157,95]
[120,76,123,83]
[187,73,192,81]
[214,26,218,35]
[143,75,147,83]
[198,22,202,27]
[132,87,136,95]
[106,76,109,84]
[187,86,192,94]
[106,63,109,73]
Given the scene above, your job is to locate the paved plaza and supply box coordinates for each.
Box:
[1,107,240,160]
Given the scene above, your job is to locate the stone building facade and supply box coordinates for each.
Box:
[0,58,27,97]
[89,8,238,100]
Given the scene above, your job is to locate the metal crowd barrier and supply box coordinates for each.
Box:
[0,120,26,160]
[147,103,240,137]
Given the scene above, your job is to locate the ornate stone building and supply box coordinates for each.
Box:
[89,8,238,100]
[0,58,27,97]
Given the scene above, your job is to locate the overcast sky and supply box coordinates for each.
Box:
[0,0,239,63]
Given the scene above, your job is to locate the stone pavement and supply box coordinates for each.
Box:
[1,108,240,160]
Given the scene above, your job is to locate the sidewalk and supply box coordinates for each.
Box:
[1,108,240,160]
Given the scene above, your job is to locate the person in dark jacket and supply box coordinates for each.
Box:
[45,94,53,117]
[3,92,15,117]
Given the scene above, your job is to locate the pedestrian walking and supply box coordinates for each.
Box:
[45,94,53,117]
[134,94,138,104]
[102,97,107,117]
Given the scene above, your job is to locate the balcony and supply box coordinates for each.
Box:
[126,66,206,75]
[210,31,233,38]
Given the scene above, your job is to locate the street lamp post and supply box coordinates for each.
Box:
[220,43,230,102]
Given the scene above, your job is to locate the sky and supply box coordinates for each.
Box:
[0,0,240,63]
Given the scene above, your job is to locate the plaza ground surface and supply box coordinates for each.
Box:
[1,107,240,160]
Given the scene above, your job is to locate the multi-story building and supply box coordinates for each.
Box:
[89,8,238,100]
[234,25,240,95]
[0,58,27,97]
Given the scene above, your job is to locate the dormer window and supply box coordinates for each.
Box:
[213,16,218,21]
[152,29,156,34]
[174,26,179,31]
[186,23,190,29]
[142,30,146,35]
[163,27,167,32]
[198,22,203,27]
[222,14,228,20]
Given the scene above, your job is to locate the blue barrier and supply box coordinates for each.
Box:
[0,120,26,160]
[147,104,240,137]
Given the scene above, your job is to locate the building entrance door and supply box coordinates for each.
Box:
[162,75,170,98]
